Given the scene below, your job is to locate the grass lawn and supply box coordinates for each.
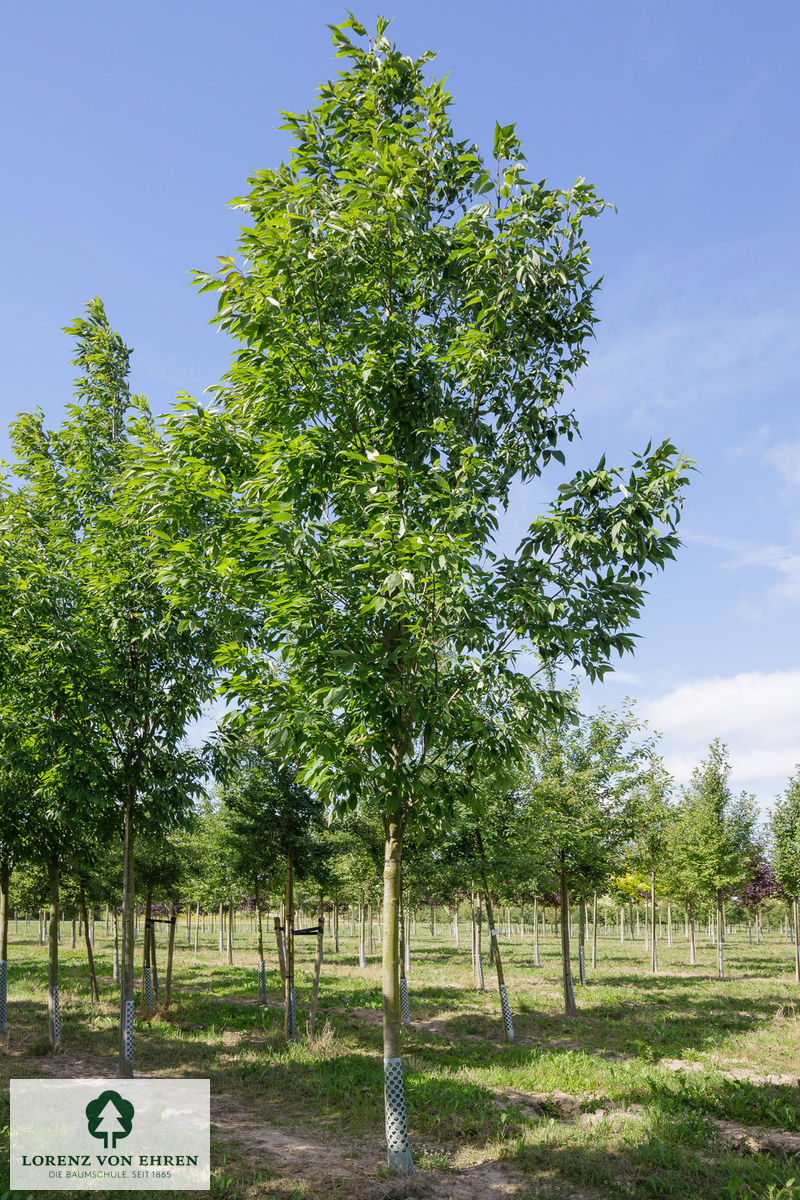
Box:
[1,918,799,1199]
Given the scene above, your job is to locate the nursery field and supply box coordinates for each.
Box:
[2,923,800,1200]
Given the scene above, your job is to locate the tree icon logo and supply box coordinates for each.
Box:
[85,1090,135,1149]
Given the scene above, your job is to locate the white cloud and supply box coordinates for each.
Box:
[687,531,800,604]
[764,439,800,488]
[639,669,800,809]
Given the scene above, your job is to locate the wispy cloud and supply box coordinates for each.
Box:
[764,439,800,487]
[687,531,800,604]
[639,669,800,809]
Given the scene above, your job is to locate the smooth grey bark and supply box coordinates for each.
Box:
[284,848,296,1039]
[47,853,60,1050]
[164,900,177,1010]
[591,891,598,970]
[80,884,99,1003]
[533,896,540,967]
[308,895,324,1037]
[560,853,577,1016]
[651,871,658,974]
[382,814,413,1176]
[0,858,9,1033]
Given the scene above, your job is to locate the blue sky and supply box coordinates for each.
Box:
[2,2,798,814]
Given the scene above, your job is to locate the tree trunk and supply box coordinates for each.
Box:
[334,899,340,953]
[381,815,413,1176]
[592,891,598,970]
[71,914,77,950]
[48,853,60,1050]
[218,902,224,956]
[368,901,374,955]
[80,884,99,1003]
[227,895,234,965]
[667,902,672,947]
[716,890,724,979]
[284,847,296,1039]
[358,890,366,967]
[194,902,200,954]
[482,888,513,1046]
[399,873,410,1027]
[578,897,586,985]
[164,901,177,1010]
[560,854,577,1016]
[0,858,9,1033]
[118,798,135,1076]
[794,898,800,984]
[255,881,266,1004]
[533,896,540,967]
[619,905,625,943]
[142,890,153,1011]
[308,895,324,1037]
[474,894,485,990]
[651,871,658,975]
[689,912,697,965]
[453,905,459,947]
[274,915,287,987]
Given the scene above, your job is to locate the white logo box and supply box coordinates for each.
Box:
[10,1079,210,1191]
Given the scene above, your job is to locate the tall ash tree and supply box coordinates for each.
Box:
[771,770,800,982]
[669,740,755,979]
[2,301,221,1075]
[139,18,690,1175]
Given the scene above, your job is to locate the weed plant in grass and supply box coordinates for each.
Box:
[1,923,799,1198]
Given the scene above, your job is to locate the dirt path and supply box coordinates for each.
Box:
[9,1041,527,1199]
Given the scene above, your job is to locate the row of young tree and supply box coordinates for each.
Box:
[5,711,800,1037]
[0,15,732,1177]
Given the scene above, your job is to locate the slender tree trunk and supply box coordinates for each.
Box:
[119,798,135,1076]
[71,914,77,950]
[308,895,324,1037]
[274,915,287,987]
[399,874,410,1027]
[334,899,340,953]
[474,895,485,990]
[284,847,296,1039]
[667,902,672,947]
[592,891,598,970]
[578,897,586,985]
[560,853,578,1016]
[756,904,762,945]
[533,896,540,967]
[619,905,625,943]
[794,898,800,984]
[453,905,459,947]
[368,901,374,956]
[381,815,413,1176]
[651,871,658,974]
[218,902,224,956]
[142,890,153,1011]
[194,902,200,954]
[358,890,366,967]
[689,913,697,965]
[47,853,60,1050]
[227,895,234,965]
[164,901,177,1010]
[80,884,99,1003]
[716,890,724,979]
[255,881,266,1004]
[0,858,9,1033]
[476,839,514,1043]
